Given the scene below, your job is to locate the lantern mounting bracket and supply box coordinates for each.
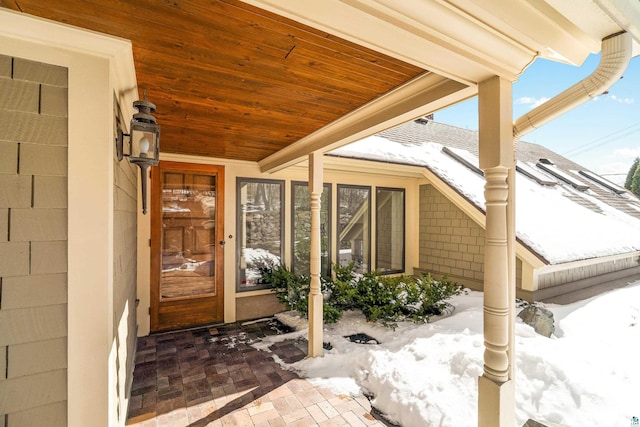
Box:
[115,95,160,214]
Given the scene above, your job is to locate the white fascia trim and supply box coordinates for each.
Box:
[320,156,426,179]
[537,251,640,274]
[594,0,640,48]
[0,8,133,61]
[160,152,257,167]
[162,152,426,181]
[339,0,535,78]
[241,0,590,82]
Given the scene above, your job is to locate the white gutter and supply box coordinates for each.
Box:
[506,31,632,381]
[513,31,632,139]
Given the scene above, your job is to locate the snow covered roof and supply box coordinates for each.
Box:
[329,120,640,265]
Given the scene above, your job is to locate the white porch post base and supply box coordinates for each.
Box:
[308,292,324,357]
[478,376,515,427]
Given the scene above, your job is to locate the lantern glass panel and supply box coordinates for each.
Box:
[129,121,159,165]
[131,130,156,158]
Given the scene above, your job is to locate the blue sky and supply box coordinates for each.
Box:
[436,54,640,185]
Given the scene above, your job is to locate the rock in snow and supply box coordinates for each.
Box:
[518,305,555,337]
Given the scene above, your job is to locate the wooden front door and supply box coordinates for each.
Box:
[150,161,225,332]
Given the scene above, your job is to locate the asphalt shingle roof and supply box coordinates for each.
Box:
[330,119,640,264]
[377,119,640,220]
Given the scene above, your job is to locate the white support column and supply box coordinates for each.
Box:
[507,151,516,381]
[477,76,515,427]
[308,151,324,357]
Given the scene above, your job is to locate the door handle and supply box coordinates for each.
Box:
[219,240,226,246]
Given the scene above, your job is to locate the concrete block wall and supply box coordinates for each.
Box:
[0,54,68,426]
[418,184,485,288]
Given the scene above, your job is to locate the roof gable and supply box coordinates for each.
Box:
[330,120,640,264]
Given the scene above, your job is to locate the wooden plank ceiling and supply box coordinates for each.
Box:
[0,0,427,162]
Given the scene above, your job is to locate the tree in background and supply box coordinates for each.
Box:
[632,166,640,196]
[625,157,640,196]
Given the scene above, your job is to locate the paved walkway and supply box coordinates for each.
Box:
[126,319,389,427]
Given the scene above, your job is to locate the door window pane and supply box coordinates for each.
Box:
[292,182,331,277]
[338,185,370,273]
[161,172,217,299]
[376,187,405,274]
[237,178,284,291]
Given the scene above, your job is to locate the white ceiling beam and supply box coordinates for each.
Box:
[258,72,476,173]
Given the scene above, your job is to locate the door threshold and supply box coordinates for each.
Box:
[150,321,226,336]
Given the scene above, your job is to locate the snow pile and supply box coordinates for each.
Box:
[255,282,640,427]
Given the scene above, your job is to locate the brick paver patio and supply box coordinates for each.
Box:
[126,319,389,427]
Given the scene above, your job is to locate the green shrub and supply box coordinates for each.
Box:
[250,256,339,323]
[353,272,462,328]
[355,272,401,324]
[329,262,359,310]
[251,257,463,328]
[251,256,304,311]
[321,303,343,324]
[416,272,463,314]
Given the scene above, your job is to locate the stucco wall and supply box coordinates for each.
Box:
[418,184,485,289]
[0,54,68,426]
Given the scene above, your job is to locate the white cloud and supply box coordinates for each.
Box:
[515,94,632,109]
[515,96,550,109]
[531,97,550,108]
[612,147,640,158]
[515,96,535,104]
[609,95,634,104]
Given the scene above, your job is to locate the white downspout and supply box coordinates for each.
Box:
[514,31,632,138]
[506,30,632,381]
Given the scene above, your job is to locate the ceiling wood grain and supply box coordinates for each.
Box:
[1,0,426,161]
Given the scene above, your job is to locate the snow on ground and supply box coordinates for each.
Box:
[253,282,640,427]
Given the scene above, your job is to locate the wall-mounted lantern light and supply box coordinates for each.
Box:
[116,95,160,214]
